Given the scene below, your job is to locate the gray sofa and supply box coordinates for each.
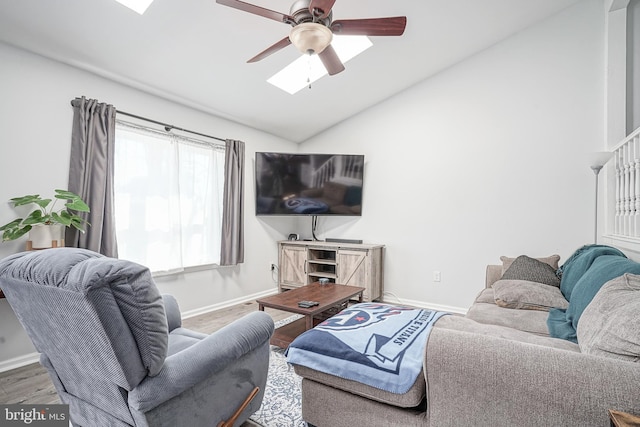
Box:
[291,252,640,427]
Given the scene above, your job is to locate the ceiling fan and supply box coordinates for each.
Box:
[215,0,407,76]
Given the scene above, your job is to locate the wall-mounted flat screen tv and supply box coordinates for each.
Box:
[255,152,364,216]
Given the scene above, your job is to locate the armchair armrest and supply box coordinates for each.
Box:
[129,311,274,412]
[162,294,181,332]
[424,327,640,426]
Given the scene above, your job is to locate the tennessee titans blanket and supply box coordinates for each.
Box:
[286,303,448,394]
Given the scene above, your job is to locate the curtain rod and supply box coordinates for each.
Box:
[69,100,227,142]
[116,110,226,142]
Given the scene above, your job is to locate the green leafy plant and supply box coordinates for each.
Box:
[0,190,90,242]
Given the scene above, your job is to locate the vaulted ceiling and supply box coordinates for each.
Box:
[0,0,581,142]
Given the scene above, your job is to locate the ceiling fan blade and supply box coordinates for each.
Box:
[308,0,336,20]
[331,17,407,36]
[318,44,345,76]
[216,0,294,24]
[247,36,292,63]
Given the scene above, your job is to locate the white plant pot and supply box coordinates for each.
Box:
[29,224,65,249]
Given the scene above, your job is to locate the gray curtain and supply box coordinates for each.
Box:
[67,96,118,257]
[220,139,245,266]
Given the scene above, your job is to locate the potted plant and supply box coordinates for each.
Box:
[0,189,90,249]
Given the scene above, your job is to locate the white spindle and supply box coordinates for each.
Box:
[616,150,623,234]
[635,136,640,236]
[624,146,631,235]
[629,142,636,235]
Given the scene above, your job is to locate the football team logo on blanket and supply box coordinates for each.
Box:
[319,303,414,330]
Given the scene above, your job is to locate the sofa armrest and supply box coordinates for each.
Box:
[485,264,502,288]
[162,294,182,332]
[129,311,274,412]
[424,327,640,426]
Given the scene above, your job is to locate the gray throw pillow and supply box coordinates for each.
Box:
[493,279,568,311]
[500,255,560,287]
[500,254,560,275]
[577,273,640,362]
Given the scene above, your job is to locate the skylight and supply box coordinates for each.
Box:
[268,36,373,95]
[115,0,154,14]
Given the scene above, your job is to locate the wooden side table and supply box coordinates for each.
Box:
[609,409,640,427]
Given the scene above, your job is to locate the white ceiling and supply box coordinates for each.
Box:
[0,0,581,142]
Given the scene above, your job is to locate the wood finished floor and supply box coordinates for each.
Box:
[0,301,291,406]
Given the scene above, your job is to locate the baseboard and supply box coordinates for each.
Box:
[0,352,40,373]
[383,296,468,315]
[181,287,279,319]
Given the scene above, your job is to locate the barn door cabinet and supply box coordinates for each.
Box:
[277,240,384,302]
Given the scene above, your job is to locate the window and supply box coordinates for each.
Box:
[114,121,225,273]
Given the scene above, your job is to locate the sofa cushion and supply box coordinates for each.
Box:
[500,256,560,287]
[466,302,550,336]
[548,254,640,343]
[474,288,496,304]
[577,273,640,362]
[557,244,626,300]
[435,315,579,352]
[500,254,560,275]
[493,280,568,311]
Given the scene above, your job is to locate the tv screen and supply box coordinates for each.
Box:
[255,152,364,216]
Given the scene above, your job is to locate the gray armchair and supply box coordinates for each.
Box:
[0,248,274,427]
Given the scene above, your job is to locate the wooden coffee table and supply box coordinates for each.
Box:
[257,282,365,348]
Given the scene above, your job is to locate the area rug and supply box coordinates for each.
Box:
[249,315,305,427]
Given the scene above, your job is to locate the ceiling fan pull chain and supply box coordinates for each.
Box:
[307,53,313,89]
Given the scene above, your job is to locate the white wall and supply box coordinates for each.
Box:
[0,42,297,369]
[299,0,605,311]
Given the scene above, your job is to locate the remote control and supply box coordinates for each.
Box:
[298,300,319,308]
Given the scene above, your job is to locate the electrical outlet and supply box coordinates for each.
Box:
[433,271,441,282]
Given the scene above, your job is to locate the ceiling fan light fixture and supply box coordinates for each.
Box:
[289,22,333,55]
